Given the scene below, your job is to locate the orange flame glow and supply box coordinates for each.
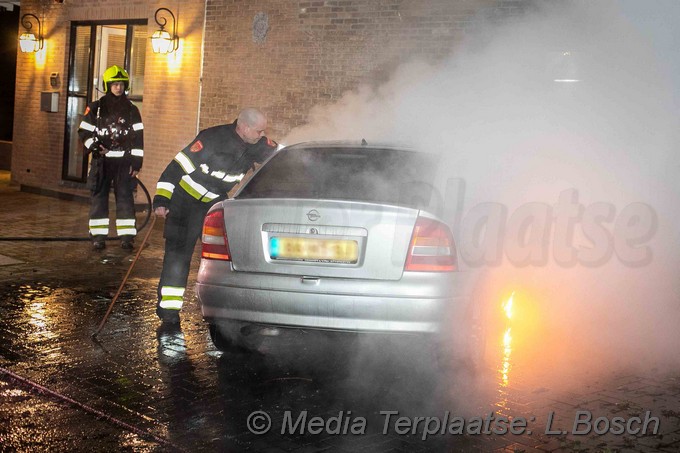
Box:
[501,327,512,386]
[500,292,515,387]
[503,291,514,320]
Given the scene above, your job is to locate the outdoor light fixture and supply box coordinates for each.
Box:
[19,13,43,53]
[151,7,179,54]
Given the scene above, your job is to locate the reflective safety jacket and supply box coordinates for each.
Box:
[78,92,144,171]
[153,122,277,208]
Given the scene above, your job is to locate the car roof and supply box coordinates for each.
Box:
[279,140,425,154]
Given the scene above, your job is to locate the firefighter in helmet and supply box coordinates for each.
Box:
[78,65,144,250]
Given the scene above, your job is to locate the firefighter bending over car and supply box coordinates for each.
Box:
[153,108,277,325]
[79,65,144,251]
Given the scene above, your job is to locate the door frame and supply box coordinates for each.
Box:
[62,19,147,183]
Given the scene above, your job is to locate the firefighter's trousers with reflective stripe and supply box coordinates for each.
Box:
[89,159,137,239]
[157,189,213,311]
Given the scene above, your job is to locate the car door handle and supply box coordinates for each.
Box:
[300,276,320,285]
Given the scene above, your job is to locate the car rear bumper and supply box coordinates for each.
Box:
[196,282,466,334]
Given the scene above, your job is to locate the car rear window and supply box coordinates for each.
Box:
[237,146,438,208]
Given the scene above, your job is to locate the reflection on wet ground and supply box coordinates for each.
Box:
[0,377,156,451]
[0,280,483,451]
[1,278,679,451]
[1,182,679,451]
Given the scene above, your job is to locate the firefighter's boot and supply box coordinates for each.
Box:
[92,236,106,250]
[156,306,180,325]
[121,235,134,250]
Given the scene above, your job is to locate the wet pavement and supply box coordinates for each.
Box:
[1,170,680,452]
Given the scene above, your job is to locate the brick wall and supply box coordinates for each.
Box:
[12,0,528,194]
[199,0,528,139]
[132,0,206,192]
[13,0,69,190]
[12,0,205,195]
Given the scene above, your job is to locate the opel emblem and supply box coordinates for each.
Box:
[307,209,320,222]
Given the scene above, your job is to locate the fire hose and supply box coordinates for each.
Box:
[0,177,153,242]
[0,366,185,451]
[0,179,180,447]
[92,214,156,338]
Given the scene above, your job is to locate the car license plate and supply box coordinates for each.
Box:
[270,237,358,263]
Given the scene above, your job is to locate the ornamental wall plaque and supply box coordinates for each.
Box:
[253,12,269,44]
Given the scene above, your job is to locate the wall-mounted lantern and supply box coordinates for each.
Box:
[19,13,44,53]
[151,7,179,54]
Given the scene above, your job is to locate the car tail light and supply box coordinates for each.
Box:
[201,208,231,260]
[404,217,457,272]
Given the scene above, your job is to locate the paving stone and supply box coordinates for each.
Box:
[1,173,680,451]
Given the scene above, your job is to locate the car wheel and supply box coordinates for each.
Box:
[209,322,264,353]
[467,320,487,371]
[434,318,487,373]
[235,324,265,353]
[209,323,234,351]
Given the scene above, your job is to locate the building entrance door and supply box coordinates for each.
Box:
[63,21,146,182]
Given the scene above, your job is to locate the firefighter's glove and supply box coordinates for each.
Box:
[154,206,169,219]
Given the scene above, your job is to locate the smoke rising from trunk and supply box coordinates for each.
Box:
[284,0,680,384]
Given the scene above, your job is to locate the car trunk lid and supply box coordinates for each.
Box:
[222,198,419,280]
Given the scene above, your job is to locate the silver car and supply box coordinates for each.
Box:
[196,142,478,365]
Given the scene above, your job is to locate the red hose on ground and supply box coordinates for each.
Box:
[92,215,157,337]
[0,366,184,451]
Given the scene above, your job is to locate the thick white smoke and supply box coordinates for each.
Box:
[284,0,680,386]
